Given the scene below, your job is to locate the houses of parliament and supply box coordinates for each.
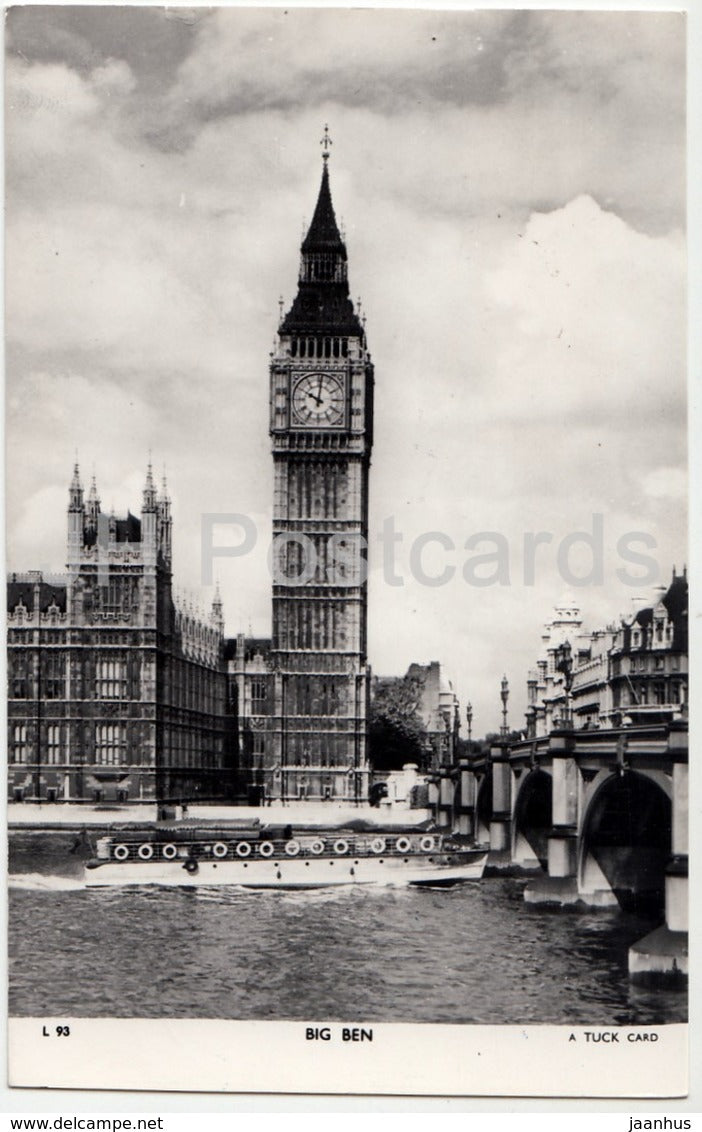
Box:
[7,150,380,806]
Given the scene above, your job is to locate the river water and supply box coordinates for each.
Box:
[8,832,686,1025]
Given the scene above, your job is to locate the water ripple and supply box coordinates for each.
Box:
[7,842,687,1025]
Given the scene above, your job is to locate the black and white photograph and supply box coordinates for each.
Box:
[5,3,691,1099]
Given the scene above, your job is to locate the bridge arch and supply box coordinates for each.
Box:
[512,768,552,869]
[579,769,672,915]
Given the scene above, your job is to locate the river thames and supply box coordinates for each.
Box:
[9,832,686,1025]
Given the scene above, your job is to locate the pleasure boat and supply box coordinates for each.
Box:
[84,824,487,889]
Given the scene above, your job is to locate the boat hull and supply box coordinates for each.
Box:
[84,851,487,889]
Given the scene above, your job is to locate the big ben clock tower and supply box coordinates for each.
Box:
[268,133,374,803]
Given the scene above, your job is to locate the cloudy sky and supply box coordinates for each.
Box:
[5,5,687,735]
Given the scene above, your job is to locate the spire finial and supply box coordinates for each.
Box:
[320,123,332,164]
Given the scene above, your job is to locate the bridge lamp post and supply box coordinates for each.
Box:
[500,675,509,739]
[465,702,473,755]
[555,641,574,729]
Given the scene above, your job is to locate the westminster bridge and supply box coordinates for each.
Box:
[432,719,688,982]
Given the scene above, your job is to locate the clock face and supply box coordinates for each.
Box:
[292,373,345,427]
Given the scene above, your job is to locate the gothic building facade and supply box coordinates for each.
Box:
[7,464,231,804]
[219,156,375,804]
[264,153,374,803]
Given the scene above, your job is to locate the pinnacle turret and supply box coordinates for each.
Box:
[68,462,83,511]
[85,473,101,537]
[142,461,157,512]
[211,583,224,632]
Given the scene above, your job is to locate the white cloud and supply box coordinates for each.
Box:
[642,467,688,500]
[4,10,687,734]
[481,195,685,426]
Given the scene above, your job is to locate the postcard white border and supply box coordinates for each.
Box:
[4,0,701,1115]
[7,1019,688,1098]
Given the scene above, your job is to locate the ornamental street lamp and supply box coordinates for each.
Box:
[465,701,473,754]
[500,675,509,739]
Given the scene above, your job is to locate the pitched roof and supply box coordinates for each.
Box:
[7,578,67,614]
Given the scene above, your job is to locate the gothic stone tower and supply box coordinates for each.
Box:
[268,148,374,803]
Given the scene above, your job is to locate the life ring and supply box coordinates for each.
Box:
[334,839,349,855]
[395,837,411,853]
[161,843,177,860]
[137,843,154,860]
[236,841,252,858]
[259,841,274,857]
[184,858,198,874]
[420,836,436,853]
[213,842,228,859]
[285,840,301,856]
[370,838,386,854]
[309,840,325,855]
[113,844,129,861]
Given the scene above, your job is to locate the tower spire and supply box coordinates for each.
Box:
[279,134,362,338]
[301,158,344,254]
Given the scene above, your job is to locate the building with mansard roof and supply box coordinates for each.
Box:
[606,568,688,726]
[7,463,233,805]
[524,569,688,737]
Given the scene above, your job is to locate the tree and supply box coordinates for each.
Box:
[369,675,429,772]
[483,730,523,745]
[456,730,523,760]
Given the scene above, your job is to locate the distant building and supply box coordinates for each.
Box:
[7,464,230,805]
[371,661,461,772]
[524,570,688,737]
[524,594,591,737]
[405,661,461,768]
